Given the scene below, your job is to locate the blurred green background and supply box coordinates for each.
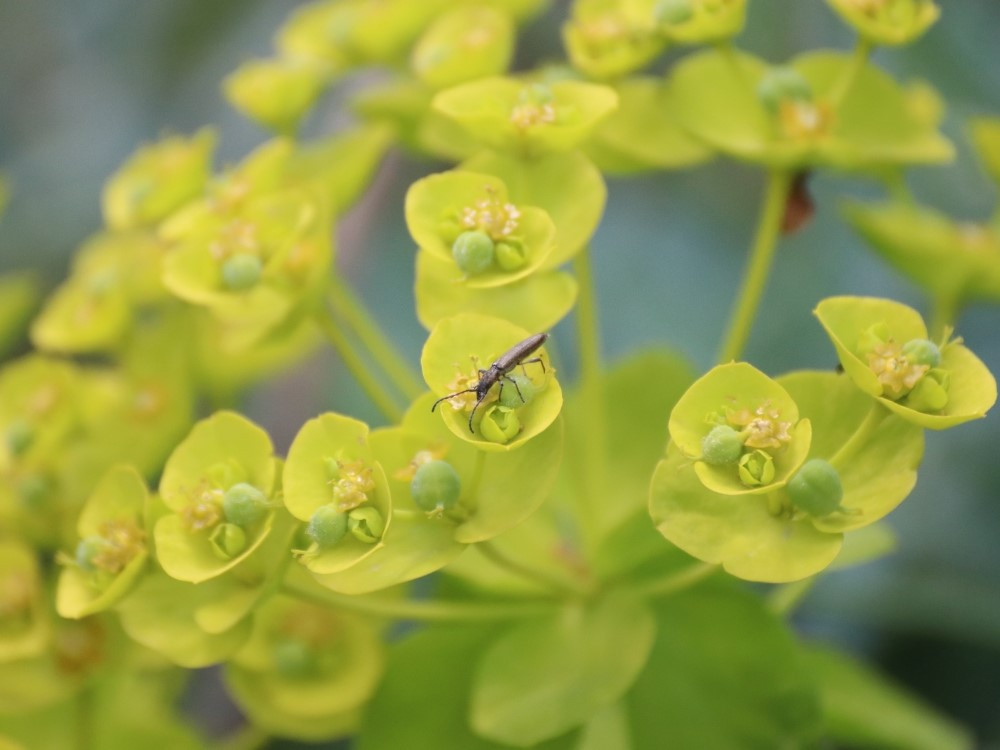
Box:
[2,0,999,746]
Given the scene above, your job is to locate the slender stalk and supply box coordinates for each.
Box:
[282,578,556,622]
[313,307,404,423]
[882,168,915,205]
[828,37,873,108]
[75,685,93,750]
[572,249,607,528]
[477,540,591,597]
[930,292,961,341]
[327,274,423,400]
[768,578,815,616]
[828,403,888,470]
[626,562,717,599]
[717,169,793,364]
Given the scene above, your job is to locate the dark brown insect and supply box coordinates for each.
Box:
[431,333,549,433]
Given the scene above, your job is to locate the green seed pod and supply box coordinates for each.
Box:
[498,373,537,409]
[273,639,315,679]
[479,404,521,444]
[348,507,385,544]
[902,338,941,367]
[221,253,263,291]
[787,459,844,517]
[209,522,248,560]
[737,449,776,487]
[75,536,111,572]
[223,482,269,527]
[495,240,528,271]
[655,0,695,25]
[700,425,745,466]
[5,419,34,458]
[306,504,348,549]
[757,67,813,113]
[452,230,495,276]
[410,459,462,513]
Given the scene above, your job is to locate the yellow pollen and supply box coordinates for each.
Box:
[443,364,484,413]
[510,101,557,130]
[182,498,223,532]
[210,219,258,261]
[460,187,521,239]
[866,340,928,398]
[778,99,832,140]
[329,459,376,510]
[728,403,793,450]
[91,519,146,574]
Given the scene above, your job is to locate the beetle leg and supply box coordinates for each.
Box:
[467,395,486,433]
[519,357,546,374]
[503,375,525,403]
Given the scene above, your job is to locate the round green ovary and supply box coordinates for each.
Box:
[410,460,462,513]
[757,67,812,112]
[452,231,495,275]
[656,0,695,24]
[701,424,744,465]
[273,639,315,679]
[221,253,263,291]
[307,505,348,549]
[498,373,536,408]
[223,483,269,526]
[787,459,843,516]
[75,536,111,572]
[902,338,941,367]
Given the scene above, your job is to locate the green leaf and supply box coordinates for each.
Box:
[470,594,656,745]
[416,250,578,332]
[585,77,713,174]
[803,645,972,750]
[649,444,843,582]
[628,583,822,748]
[359,624,579,750]
[462,150,606,267]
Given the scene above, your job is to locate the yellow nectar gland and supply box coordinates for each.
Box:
[727,402,793,450]
[510,99,557,131]
[91,519,146,574]
[461,186,521,240]
[778,99,832,140]
[444,362,487,412]
[867,339,928,398]
[209,219,258,262]
[182,491,224,532]
[393,444,448,482]
[329,459,376,511]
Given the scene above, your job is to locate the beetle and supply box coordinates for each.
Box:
[431,333,549,433]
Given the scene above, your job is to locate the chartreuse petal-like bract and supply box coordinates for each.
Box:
[101,129,216,231]
[223,594,384,742]
[155,411,279,583]
[224,57,333,134]
[814,296,997,428]
[56,465,150,618]
[411,5,515,90]
[825,0,939,46]
[0,539,49,662]
[421,314,563,451]
[283,413,392,575]
[668,362,812,495]
[433,76,619,155]
[405,170,556,288]
[668,48,953,170]
[563,0,666,80]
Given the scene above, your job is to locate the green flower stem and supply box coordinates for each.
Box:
[930,291,961,341]
[281,578,556,622]
[717,169,793,364]
[477,539,592,597]
[626,561,718,599]
[313,307,404,423]
[572,248,607,533]
[767,578,815,616]
[75,684,93,750]
[327,274,423,400]
[828,403,889,470]
[882,168,915,205]
[828,36,873,108]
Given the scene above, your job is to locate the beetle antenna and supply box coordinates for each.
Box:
[431,389,478,412]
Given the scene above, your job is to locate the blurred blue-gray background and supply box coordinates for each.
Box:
[2,0,999,746]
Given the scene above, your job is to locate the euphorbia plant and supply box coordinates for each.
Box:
[0,1,996,748]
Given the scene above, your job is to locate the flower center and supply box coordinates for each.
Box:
[866,340,928,398]
[727,402,793,450]
[90,519,146,574]
[461,187,521,240]
[326,458,376,511]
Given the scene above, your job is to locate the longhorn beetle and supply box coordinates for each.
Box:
[431,333,549,433]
